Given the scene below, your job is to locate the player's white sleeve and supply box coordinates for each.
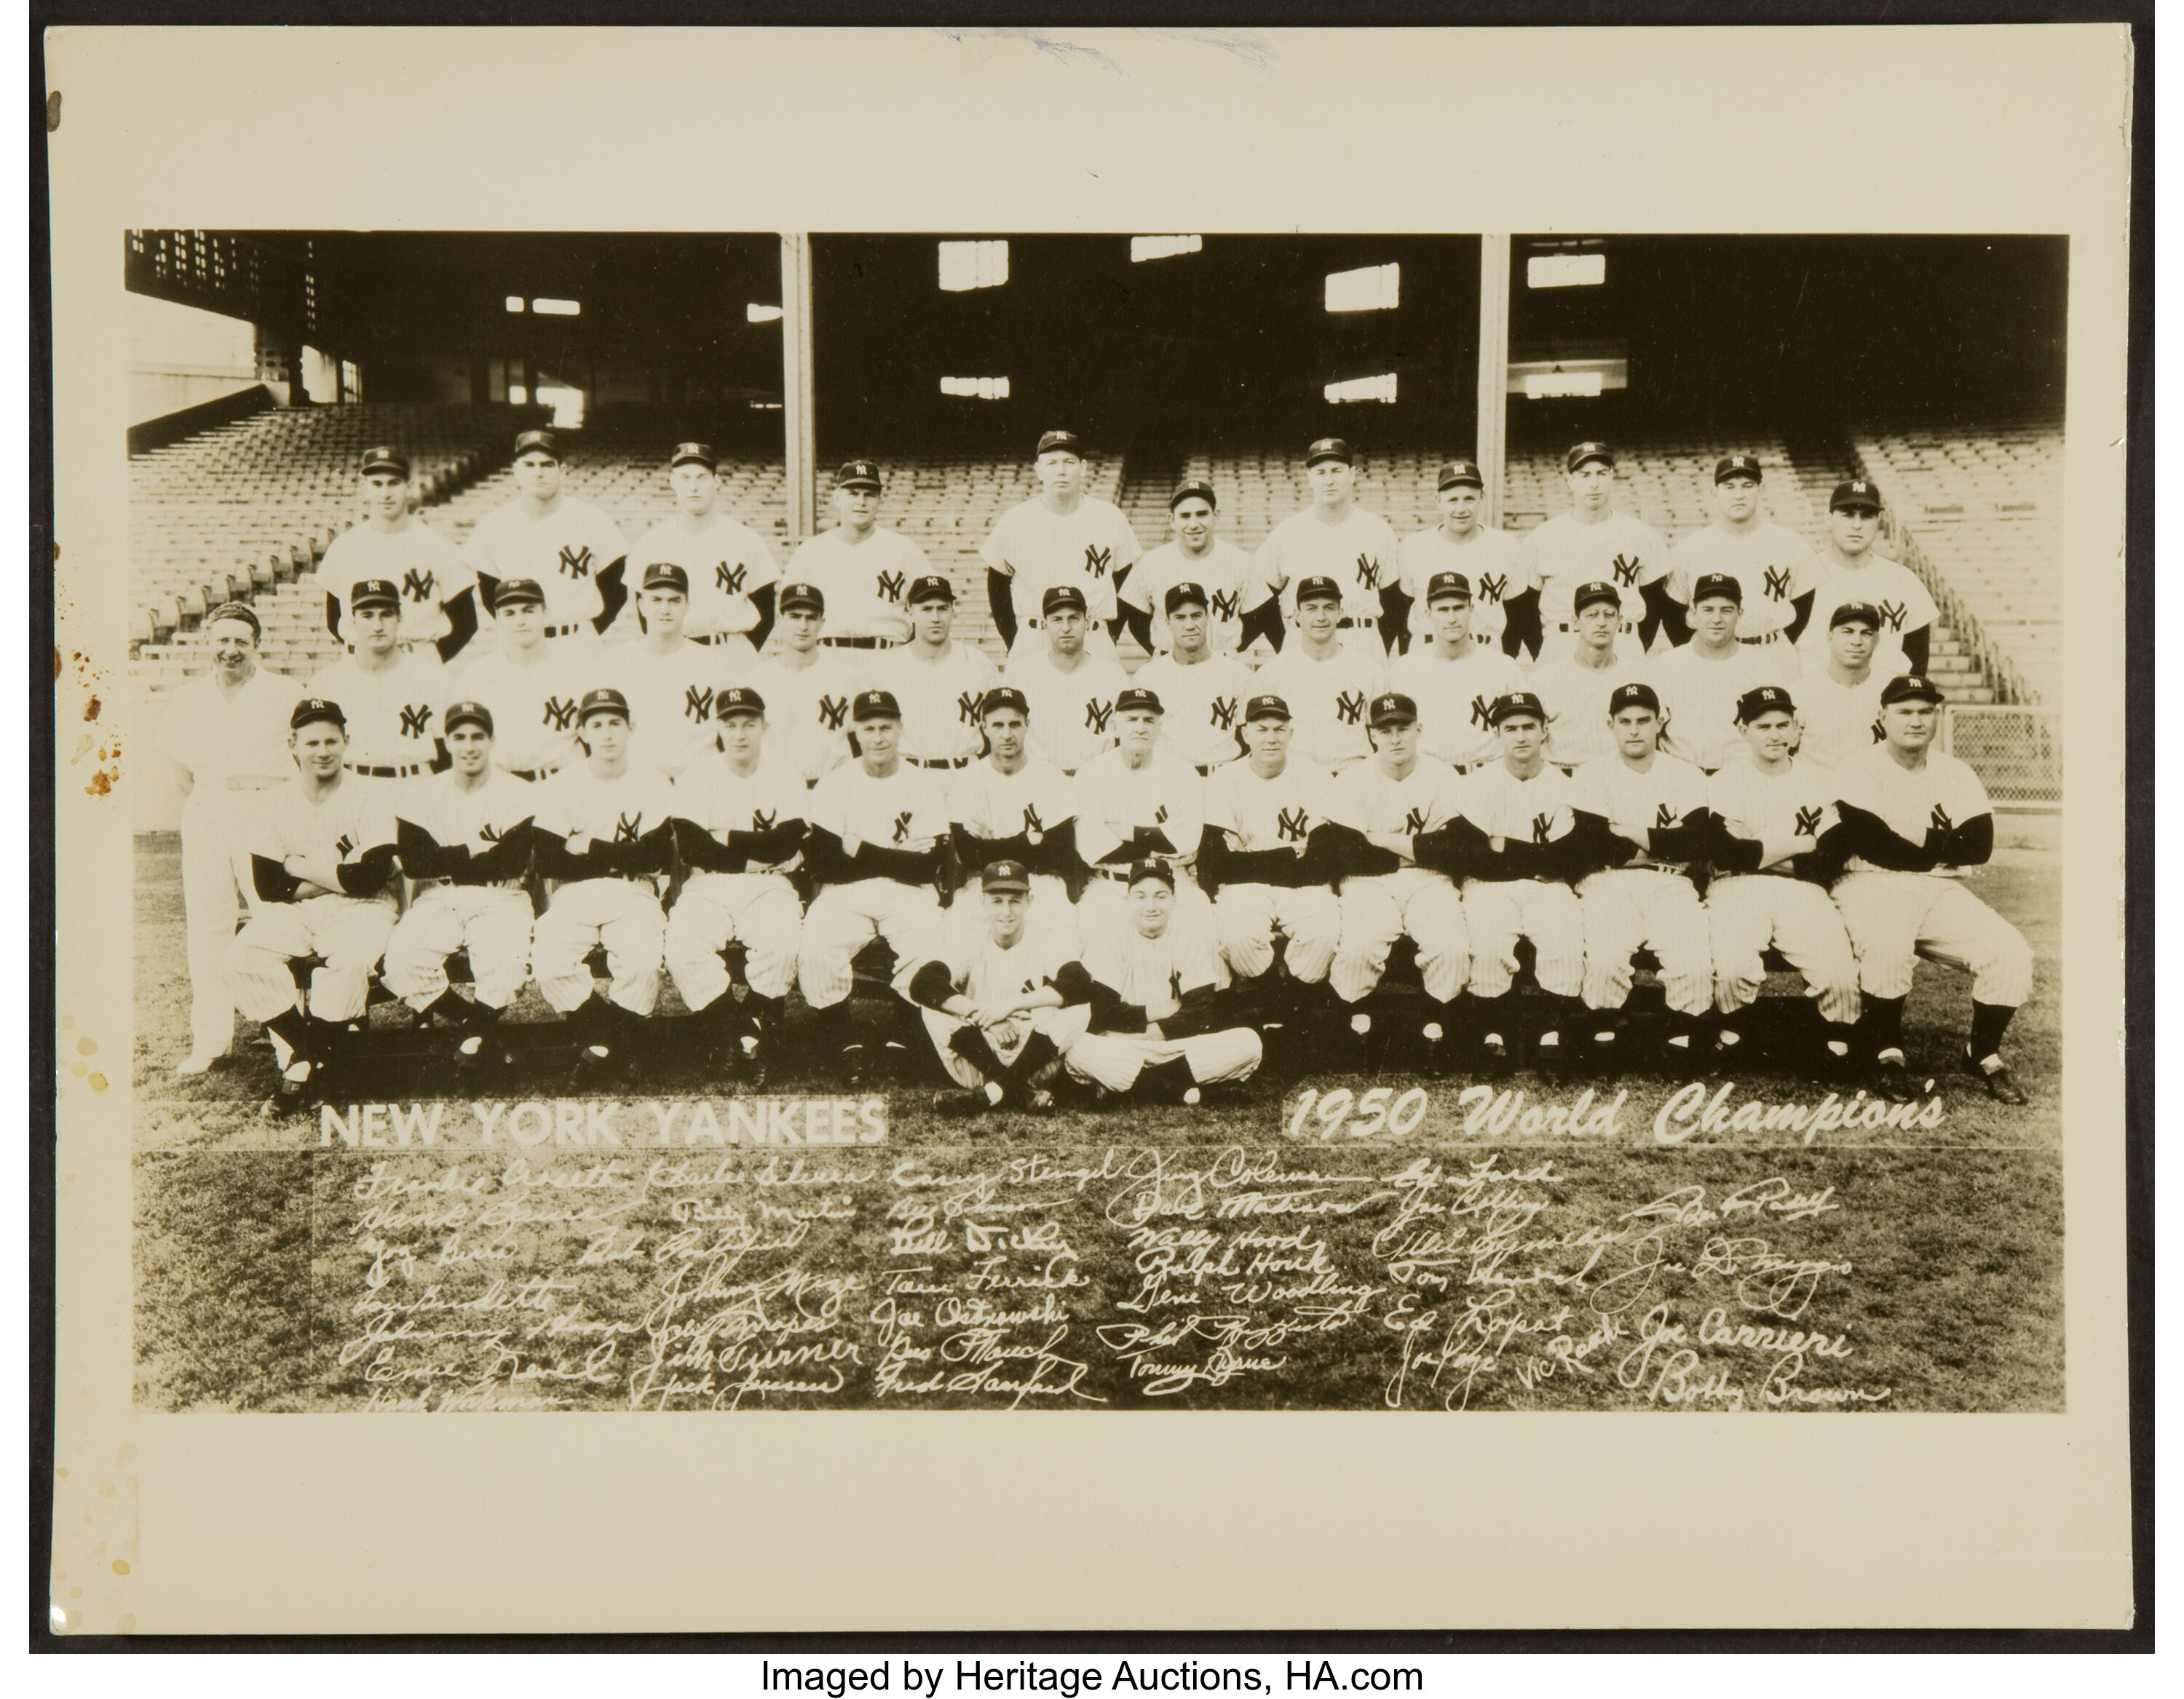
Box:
[978,507,1018,574]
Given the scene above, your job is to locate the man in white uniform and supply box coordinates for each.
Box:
[1792,601,1888,775]
[1251,575,1385,771]
[980,429,1141,654]
[1254,437,1404,653]
[155,602,305,1074]
[319,445,478,665]
[1797,478,1938,676]
[598,563,737,779]
[1386,571,1527,772]
[1006,585,1128,776]
[1397,459,1530,654]
[1663,454,1824,654]
[1508,442,1675,660]
[743,582,863,785]
[879,574,998,773]
[1530,581,1655,773]
[1117,480,1271,658]
[944,685,1083,957]
[1073,687,1216,966]
[456,578,585,781]
[622,441,780,662]
[463,428,629,646]
[308,579,448,790]
[1651,573,1795,773]
[1134,582,1255,774]
[788,459,932,649]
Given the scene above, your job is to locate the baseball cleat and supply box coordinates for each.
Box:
[932,1088,992,1118]
[1480,1032,1511,1078]
[1534,1031,1569,1080]
[1181,1086,1203,1107]
[1963,1050,2029,1104]
[174,1051,219,1077]
[276,1058,317,1101]
[1420,1021,1451,1077]
[1872,1052,1918,1104]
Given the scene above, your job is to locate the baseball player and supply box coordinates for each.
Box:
[1325,692,1471,1071]
[462,428,628,646]
[664,686,810,1084]
[1117,481,1272,658]
[1059,860,1264,1106]
[910,860,1089,1117]
[1133,583,1255,773]
[877,574,999,772]
[1198,694,1345,1031]
[380,700,538,1070]
[1704,685,1864,1074]
[319,445,477,665]
[1250,576,1386,772]
[1508,442,1675,660]
[307,579,448,788]
[1253,437,1405,652]
[1528,581,1655,772]
[449,579,585,780]
[223,698,400,1100]
[1798,478,1938,676]
[1791,601,1888,775]
[529,689,680,1078]
[623,441,780,661]
[153,601,306,1074]
[1663,455,1824,654]
[1567,683,1716,1069]
[786,459,933,649]
[796,689,951,1082]
[979,429,1141,653]
[1385,571,1527,772]
[1396,459,1530,655]
[1650,574,1795,773]
[1005,585,1129,776]
[1829,674,2033,1104]
[1072,688,1217,965]
[742,582,863,785]
[598,563,738,779]
[945,686,1084,957]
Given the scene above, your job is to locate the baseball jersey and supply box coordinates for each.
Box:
[1515,510,1671,632]
[1708,758,1843,874]
[1120,539,1268,654]
[535,762,681,882]
[1252,641,1387,769]
[1080,918,1224,1012]
[319,520,474,649]
[949,756,1078,853]
[595,638,739,779]
[1134,652,1255,772]
[1665,521,1826,639]
[1570,752,1712,871]
[625,511,780,641]
[457,645,587,777]
[1385,643,1529,769]
[1792,669,1888,775]
[464,494,630,632]
[154,666,306,782]
[979,496,1143,627]
[1528,652,1655,771]
[1073,745,1207,869]
[1797,553,1942,676]
[1834,745,1993,878]
[743,649,863,785]
[394,768,541,883]
[1650,643,1795,774]
[1457,761,1578,858]
[880,641,1001,767]
[807,760,951,860]
[1006,646,1131,775]
[1329,756,1468,852]
[306,650,448,772]
[1205,759,1342,858]
[1398,525,1530,644]
[670,755,811,874]
[785,525,932,643]
[1257,507,1403,625]
[934,926,1078,1008]
[254,776,398,886]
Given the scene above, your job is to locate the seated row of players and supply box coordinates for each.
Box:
[218,650,2033,1113]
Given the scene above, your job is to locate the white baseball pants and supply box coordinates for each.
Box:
[226,895,398,1024]
[178,785,267,1058]
[532,878,666,1015]
[1214,882,1340,984]
[665,871,804,1009]
[923,1002,1093,1089]
[796,879,943,1011]
[945,871,1080,961]
[1578,868,1713,1016]
[381,884,535,1012]
[1830,871,2033,1007]
[1461,878,1585,999]
[1064,1026,1263,1093]
[1706,874,1863,1023]
[1332,868,1468,1003]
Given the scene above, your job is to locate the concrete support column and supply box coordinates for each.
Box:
[1475,234,1511,528]
[780,232,818,542]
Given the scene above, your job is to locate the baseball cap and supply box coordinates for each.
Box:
[1127,859,1176,891]
[205,601,261,641]
[1608,682,1661,716]
[443,700,495,735]
[715,686,766,720]
[1305,437,1353,467]
[978,686,1029,718]
[291,697,346,731]
[1041,585,1088,616]
[349,579,401,611]
[1244,694,1291,724]
[1425,571,1472,604]
[513,428,561,462]
[906,574,955,606]
[834,459,883,490]
[1115,687,1163,716]
[1438,459,1485,490]
[1369,692,1417,727]
[980,859,1032,895]
[1690,572,1743,606]
[1714,454,1763,483]
[641,562,690,594]
[1829,600,1883,631]
[1736,685,1796,722]
[1294,574,1344,607]
[1487,691,1548,726]
[577,688,631,722]
[1566,441,1615,473]
[1163,582,1209,614]
[669,441,718,471]
[491,577,546,609]
[778,582,824,614]
[1830,478,1883,512]
[359,445,411,479]
[1572,580,1621,614]
[1880,674,1946,706]
[1169,480,1218,511]
[852,689,902,721]
[1036,430,1085,458]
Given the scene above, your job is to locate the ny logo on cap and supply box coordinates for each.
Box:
[1210,589,1241,622]
[1277,807,1310,843]
[818,695,850,730]
[1022,804,1044,835]
[1764,565,1792,601]
[684,685,715,724]
[1337,692,1366,726]
[335,833,355,858]
[401,569,435,603]
[1084,544,1113,579]
[877,569,906,603]
[1655,803,1678,828]
[753,809,778,833]
[1879,600,1907,630]
[1084,699,1116,735]
[1611,553,1642,587]
[1795,805,1824,838]
[957,691,981,726]
[398,702,433,740]
[1531,812,1554,845]
[1469,694,1493,730]
[542,696,578,732]
[558,544,593,581]
[892,811,914,845]
[1477,572,1507,603]
[614,812,643,843]
[1208,697,1239,731]
[1404,807,1429,836]
[716,562,748,596]
[1354,553,1381,591]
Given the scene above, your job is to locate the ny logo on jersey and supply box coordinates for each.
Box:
[1477,572,1508,603]
[1610,553,1642,587]
[876,569,907,603]
[1404,806,1430,835]
[715,561,748,596]
[684,685,715,724]
[957,691,981,726]
[479,823,503,843]
[892,811,914,845]
[558,544,593,581]
[334,832,355,858]
[1084,544,1113,580]
[818,695,850,730]
[1208,697,1239,731]
[542,696,579,732]
[1155,804,1169,825]
[397,702,433,740]
[1763,564,1793,601]
[1655,802,1679,828]
[1354,552,1382,592]
[1795,805,1824,837]
[1469,694,1493,730]
[1085,699,1116,735]
[1930,804,1953,833]
[1878,599,1907,631]
[614,812,644,843]
[400,568,435,603]
[1277,807,1310,844]
[1210,589,1241,622]
[753,809,778,833]
[1337,692,1366,726]
[1870,716,1886,745]
[1023,804,1044,836]
[1532,813,1554,845]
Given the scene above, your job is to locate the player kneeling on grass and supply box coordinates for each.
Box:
[382,702,538,1074]
[1704,686,1864,1077]
[911,860,1088,1118]
[1326,692,1471,1073]
[1567,682,1716,1072]
[224,698,400,1101]
[1828,675,2033,1105]
[531,690,679,1079]
[665,687,809,1085]
[1063,860,1262,1107]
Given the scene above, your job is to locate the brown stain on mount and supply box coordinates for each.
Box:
[83,695,100,721]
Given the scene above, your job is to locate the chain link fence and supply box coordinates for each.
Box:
[1940,704,2062,809]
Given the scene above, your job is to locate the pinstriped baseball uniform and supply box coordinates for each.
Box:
[946,754,1082,956]
[1568,752,1713,1016]
[1007,646,1130,775]
[1259,507,1402,628]
[225,776,400,1027]
[1385,644,1528,771]
[879,641,1000,769]
[1650,642,1796,772]
[307,650,448,781]
[919,927,1092,1090]
[624,510,780,648]
[1797,553,1939,676]
[1514,510,1669,638]
[1253,640,1386,769]
[1072,745,1219,979]
[1064,919,1262,1094]
[1397,526,1529,646]
[744,649,863,785]
[1665,521,1825,643]
[1792,667,1887,775]
[1121,540,1267,655]
[787,525,932,644]
[980,495,1142,631]
[1705,756,1861,1023]
[664,753,810,1008]
[1455,761,1585,1000]
[530,763,679,1015]
[598,637,740,779]
[796,759,950,1011]
[459,645,587,777]
[465,494,628,638]
[1203,756,1342,984]
[1529,649,1655,772]
[320,520,473,654]
[1326,754,1470,1003]
[1135,652,1255,772]
[381,768,538,1012]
